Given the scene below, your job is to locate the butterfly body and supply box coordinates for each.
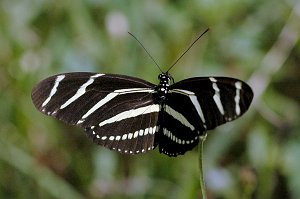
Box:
[154,73,172,103]
[32,72,253,157]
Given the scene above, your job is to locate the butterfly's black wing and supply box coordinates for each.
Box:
[31,72,159,154]
[156,76,253,156]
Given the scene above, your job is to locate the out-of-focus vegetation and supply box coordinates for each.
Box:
[0,0,300,198]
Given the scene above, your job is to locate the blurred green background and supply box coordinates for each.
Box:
[1,0,300,199]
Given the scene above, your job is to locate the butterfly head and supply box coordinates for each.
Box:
[158,73,172,84]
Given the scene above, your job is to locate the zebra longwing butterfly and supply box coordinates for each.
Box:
[31,72,253,157]
[31,30,253,157]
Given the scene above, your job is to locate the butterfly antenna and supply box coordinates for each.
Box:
[128,32,163,73]
[167,28,209,73]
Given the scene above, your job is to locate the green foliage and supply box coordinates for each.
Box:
[0,0,299,198]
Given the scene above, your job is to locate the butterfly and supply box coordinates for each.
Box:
[31,30,253,157]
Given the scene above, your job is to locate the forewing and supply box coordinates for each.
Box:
[31,72,159,154]
[170,76,253,129]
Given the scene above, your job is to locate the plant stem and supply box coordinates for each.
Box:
[199,133,207,199]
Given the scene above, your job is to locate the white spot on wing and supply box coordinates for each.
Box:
[153,127,157,133]
[235,81,242,115]
[144,127,152,135]
[210,78,225,115]
[99,104,160,127]
[109,136,115,141]
[144,128,149,135]
[139,129,144,136]
[165,105,195,130]
[172,89,194,95]
[77,92,119,124]
[115,88,154,94]
[209,77,217,82]
[42,75,65,107]
[122,134,127,140]
[171,89,206,124]
[60,74,104,109]
[189,95,206,124]
[128,133,133,139]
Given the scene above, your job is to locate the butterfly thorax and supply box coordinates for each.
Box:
[155,73,172,103]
